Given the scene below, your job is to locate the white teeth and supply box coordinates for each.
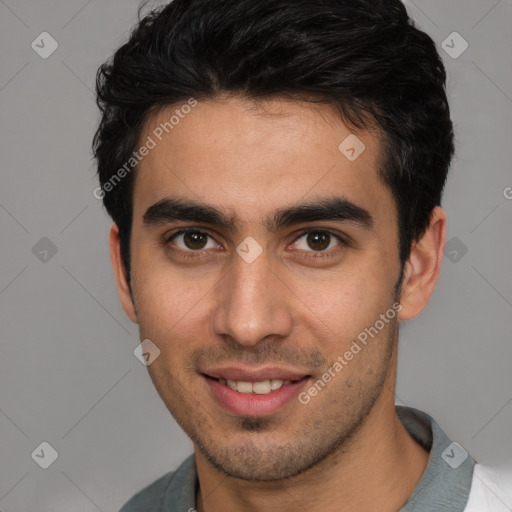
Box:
[219,378,294,394]
[236,381,253,394]
[270,379,284,390]
[252,380,271,394]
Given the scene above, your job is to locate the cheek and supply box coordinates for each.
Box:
[298,268,395,348]
[132,265,215,352]
[132,245,195,316]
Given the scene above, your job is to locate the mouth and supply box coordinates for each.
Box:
[201,373,312,417]
[202,374,307,395]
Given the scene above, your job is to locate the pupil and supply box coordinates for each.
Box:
[185,231,206,250]
[308,232,329,251]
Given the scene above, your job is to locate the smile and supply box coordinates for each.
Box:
[202,374,311,417]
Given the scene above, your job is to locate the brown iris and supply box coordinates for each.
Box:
[183,231,208,250]
[306,232,330,251]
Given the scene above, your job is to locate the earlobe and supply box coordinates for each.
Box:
[109,223,138,324]
[398,207,447,321]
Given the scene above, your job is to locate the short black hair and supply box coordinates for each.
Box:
[93,0,454,289]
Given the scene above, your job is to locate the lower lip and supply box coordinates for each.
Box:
[203,375,311,417]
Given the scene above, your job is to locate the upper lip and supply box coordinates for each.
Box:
[202,366,310,382]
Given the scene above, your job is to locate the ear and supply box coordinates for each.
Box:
[398,206,447,321]
[109,222,138,324]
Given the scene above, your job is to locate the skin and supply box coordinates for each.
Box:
[110,95,446,512]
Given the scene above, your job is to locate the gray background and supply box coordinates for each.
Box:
[1,0,511,510]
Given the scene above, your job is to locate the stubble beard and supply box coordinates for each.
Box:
[149,318,398,482]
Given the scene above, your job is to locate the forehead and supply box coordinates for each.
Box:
[132,96,395,232]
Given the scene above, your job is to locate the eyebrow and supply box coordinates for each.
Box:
[142,196,374,232]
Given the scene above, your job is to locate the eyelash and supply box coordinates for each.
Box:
[164,228,348,261]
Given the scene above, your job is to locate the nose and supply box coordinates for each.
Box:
[211,248,293,347]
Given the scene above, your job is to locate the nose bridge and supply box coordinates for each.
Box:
[212,246,292,346]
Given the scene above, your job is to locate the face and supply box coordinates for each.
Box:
[119,96,406,481]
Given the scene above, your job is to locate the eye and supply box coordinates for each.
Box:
[292,229,346,258]
[164,228,347,260]
[165,229,219,256]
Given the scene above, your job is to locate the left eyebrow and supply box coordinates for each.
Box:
[142,196,374,233]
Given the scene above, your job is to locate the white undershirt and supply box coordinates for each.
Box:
[464,464,512,511]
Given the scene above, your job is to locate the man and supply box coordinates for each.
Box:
[92,0,509,510]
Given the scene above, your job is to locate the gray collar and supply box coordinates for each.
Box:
[397,405,475,511]
[127,406,476,511]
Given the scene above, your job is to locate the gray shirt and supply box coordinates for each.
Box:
[119,406,476,511]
